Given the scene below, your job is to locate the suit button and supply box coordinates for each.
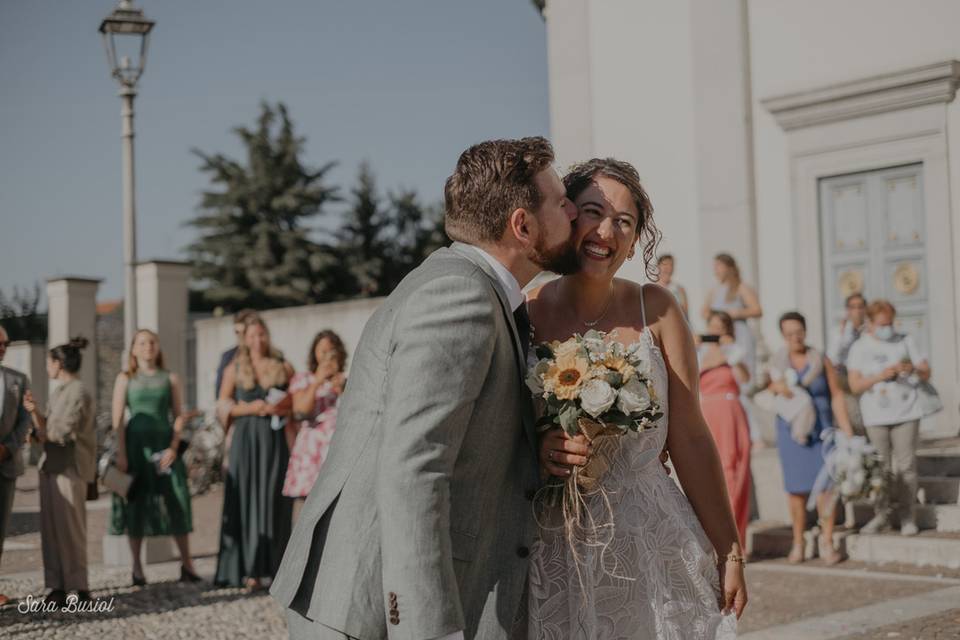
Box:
[525,489,536,501]
[389,615,400,625]
[516,546,530,558]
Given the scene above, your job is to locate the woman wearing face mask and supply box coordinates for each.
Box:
[847,300,932,536]
[23,338,95,605]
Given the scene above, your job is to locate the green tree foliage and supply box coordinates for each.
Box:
[186,101,339,309]
[186,103,448,311]
[0,283,47,342]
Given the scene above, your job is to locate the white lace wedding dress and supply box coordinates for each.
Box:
[527,326,737,640]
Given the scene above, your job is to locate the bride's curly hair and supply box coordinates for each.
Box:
[563,158,662,280]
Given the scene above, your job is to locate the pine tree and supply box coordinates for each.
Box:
[333,163,392,298]
[186,102,338,309]
[382,189,447,292]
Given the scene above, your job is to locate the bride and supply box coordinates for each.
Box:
[526,158,747,639]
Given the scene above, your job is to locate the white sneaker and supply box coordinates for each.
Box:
[859,513,890,535]
[900,521,919,536]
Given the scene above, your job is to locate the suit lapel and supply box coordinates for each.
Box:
[1,368,16,435]
[446,243,538,458]
[448,243,527,376]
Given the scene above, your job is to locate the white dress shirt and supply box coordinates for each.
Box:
[473,246,525,312]
[429,248,521,640]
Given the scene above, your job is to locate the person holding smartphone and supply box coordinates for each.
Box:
[696,311,752,545]
[848,300,933,537]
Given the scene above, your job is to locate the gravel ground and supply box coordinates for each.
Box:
[0,558,286,640]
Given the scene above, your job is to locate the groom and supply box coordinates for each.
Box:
[271,137,579,640]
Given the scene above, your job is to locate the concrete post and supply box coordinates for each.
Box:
[136,261,191,380]
[46,277,101,398]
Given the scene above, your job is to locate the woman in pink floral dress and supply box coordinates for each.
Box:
[282,331,347,522]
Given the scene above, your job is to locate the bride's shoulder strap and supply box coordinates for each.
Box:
[639,283,648,328]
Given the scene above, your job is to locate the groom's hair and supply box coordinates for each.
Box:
[444,137,555,243]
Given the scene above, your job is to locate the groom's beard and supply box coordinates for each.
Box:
[530,234,580,275]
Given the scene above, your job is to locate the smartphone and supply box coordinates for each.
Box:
[700,335,721,343]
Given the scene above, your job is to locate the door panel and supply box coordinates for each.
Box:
[819,164,929,357]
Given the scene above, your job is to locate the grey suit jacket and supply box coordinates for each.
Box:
[0,366,31,480]
[271,243,539,640]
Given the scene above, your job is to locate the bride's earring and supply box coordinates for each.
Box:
[627,252,635,261]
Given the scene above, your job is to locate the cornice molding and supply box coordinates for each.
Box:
[763,60,960,131]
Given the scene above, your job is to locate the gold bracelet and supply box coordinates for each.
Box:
[725,553,746,565]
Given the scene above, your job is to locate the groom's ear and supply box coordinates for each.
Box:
[507,207,534,246]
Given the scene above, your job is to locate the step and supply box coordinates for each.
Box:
[919,476,960,505]
[844,532,960,570]
[746,522,853,560]
[917,453,960,477]
[850,502,960,532]
[748,523,960,569]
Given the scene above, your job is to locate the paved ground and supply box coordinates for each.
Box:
[2,469,959,639]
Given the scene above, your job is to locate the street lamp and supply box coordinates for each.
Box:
[99,0,155,354]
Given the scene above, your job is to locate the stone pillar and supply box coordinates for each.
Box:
[690,0,759,288]
[46,277,101,397]
[136,261,191,381]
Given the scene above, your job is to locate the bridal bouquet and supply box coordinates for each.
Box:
[826,434,887,504]
[526,330,662,490]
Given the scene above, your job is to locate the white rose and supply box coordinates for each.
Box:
[617,377,652,415]
[525,359,551,395]
[580,379,617,418]
[554,340,581,359]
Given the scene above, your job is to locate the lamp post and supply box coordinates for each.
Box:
[99,0,155,353]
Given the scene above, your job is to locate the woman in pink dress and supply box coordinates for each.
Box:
[282,331,347,523]
[698,310,752,545]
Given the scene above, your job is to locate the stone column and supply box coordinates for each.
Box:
[46,277,101,397]
[136,261,191,381]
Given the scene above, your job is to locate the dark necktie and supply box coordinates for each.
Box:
[513,304,531,357]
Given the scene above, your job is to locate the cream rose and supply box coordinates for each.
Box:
[617,377,652,415]
[580,379,617,418]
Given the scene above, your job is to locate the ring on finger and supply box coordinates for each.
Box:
[548,451,554,461]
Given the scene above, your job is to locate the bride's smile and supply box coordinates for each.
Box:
[571,175,640,276]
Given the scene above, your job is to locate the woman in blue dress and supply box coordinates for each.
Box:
[767,312,854,564]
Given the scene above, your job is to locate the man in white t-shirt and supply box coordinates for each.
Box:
[847,300,932,536]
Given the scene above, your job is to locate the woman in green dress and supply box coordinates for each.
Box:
[110,329,200,586]
[214,317,294,589]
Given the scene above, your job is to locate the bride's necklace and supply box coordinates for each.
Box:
[580,284,615,328]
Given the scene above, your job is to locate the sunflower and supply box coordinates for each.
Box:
[604,355,636,381]
[544,353,590,400]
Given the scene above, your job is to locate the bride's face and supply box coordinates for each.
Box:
[572,176,639,279]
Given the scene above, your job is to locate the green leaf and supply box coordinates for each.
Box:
[534,343,554,360]
[558,404,580,436]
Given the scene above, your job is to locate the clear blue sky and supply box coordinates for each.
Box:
[0,0,549,303]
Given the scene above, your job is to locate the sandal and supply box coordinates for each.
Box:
[787,542,804,564]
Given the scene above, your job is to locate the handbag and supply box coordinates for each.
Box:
[914,379,943,418]
[98,447,134,499]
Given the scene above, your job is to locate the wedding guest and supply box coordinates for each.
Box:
[828,293,868,435]
[656,254,689,316]
[0,323,32,607]
[24,338,95,605]
[768,312,854,564]
[697,311,751,545]
[215,316,294,589]
[848,300,932,536]
[215,309,259,401]
[702,253,764,448]
[282,331,347,524]
[702,253,762,378]
[109,329,199,586]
